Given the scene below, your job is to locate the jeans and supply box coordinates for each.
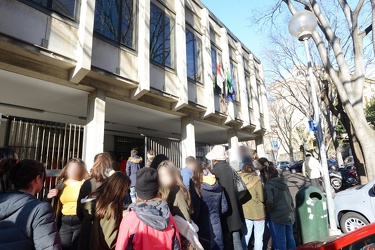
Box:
[243,219,265,250]
[266,213,277,249]
[60,215,81,250]
[224,230,244,250]
[273,222,296,250]
[130,187,136,203]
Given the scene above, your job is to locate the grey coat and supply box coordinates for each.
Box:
[212,161,244,233]
[0,190,61,250]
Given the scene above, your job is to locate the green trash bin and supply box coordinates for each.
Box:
[296,186,329,244]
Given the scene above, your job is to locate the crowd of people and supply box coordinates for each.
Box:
[0,146,297,250]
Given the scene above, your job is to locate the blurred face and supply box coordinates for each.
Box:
[67,162,82,180]
[158,167,174,188]
[187,161,197,171]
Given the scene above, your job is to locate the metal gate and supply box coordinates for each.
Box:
[4,116,84,197]
[146,137,182,168]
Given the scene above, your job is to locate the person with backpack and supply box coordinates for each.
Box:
[0,159,61,249]
[206,145,245,250]
[115,168,181,250]
[190,162,228,250]
[264,166,296,250]
[126,149,143,203]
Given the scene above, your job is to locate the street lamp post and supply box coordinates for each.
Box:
[288,10,338,233]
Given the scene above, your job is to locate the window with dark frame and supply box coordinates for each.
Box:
[211,46,224,94]
[28,0,76,19]
[245,74,252,108]
[94,0,135,48]
[230,61,240,102]
[186,28,202,83]
[257,80,263,113]
[211,47,217,79]
[150,3,175,68]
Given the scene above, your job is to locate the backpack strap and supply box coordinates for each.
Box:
[171,224,181,250]
[125,233,136,250]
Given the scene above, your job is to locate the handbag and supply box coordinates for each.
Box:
[232,168,247,199]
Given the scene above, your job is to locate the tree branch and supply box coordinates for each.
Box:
[353,0,365,21]
[338,0,353,31]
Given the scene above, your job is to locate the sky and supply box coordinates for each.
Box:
[202,0,274,59]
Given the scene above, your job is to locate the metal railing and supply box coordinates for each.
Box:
[4,116,84,198]
[146,137,182,168]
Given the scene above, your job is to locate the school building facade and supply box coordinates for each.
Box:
[0,0,269,170]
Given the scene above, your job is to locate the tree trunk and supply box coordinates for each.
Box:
[340,110,368,184]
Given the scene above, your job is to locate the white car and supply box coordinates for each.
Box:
[334,178,375,233]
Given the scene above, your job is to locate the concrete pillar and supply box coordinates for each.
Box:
[181,116,196,164]
[132,0,150,99]
[236,42,250,127]
[173,0,188,110]
[82,90,106,170]
[201,8,215,117]
[228,128,240,171]
[256,136,266,158]
[69,0,95,83]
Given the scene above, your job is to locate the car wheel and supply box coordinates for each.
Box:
[291,169,297,174]
[330,177,342,191]
[340,212,369,233]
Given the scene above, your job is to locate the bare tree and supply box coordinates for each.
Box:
[265,30,345,166]
[256,0,374,183]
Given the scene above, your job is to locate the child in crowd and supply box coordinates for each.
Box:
[158,160,192,249]
[181,156,196,189]
[84,172,131,250]
[264,166,296,250]
[126,149,143,203]
[115,168,181,250]
[240,162,265,250]
[0,159,61,249]
[46,158,89,250]
[190,162,228,250]
[77,152,114,250]
[158,160,192,222]
[145,150,155,168]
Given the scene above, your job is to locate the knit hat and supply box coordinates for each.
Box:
[135,168,159,200]
[206,145,228,161]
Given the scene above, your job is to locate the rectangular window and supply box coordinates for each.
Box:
[230,61,240,102]
[29,0,76,19]
[257,80,263,113]
[245,74,252,108]
[150,3,175,68]
[211,47,217,78]
[186,29,202,83]
[94,0,135,48]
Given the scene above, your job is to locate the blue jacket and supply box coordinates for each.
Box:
[191,177,228,250]
[0,190,61,250]
[126,155,143,187]
[181,167,193,189]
